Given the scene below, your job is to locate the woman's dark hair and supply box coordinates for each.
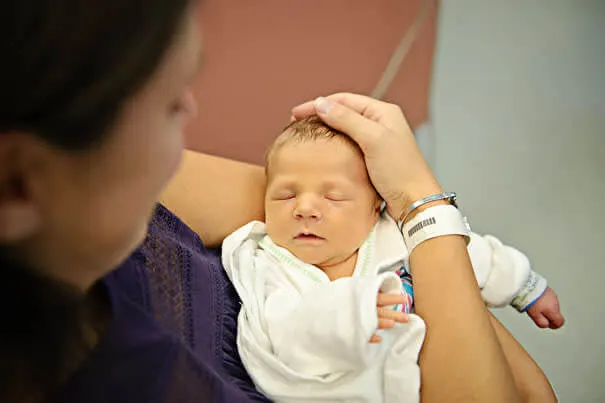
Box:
[0,0,191,401]
[0,0,191,149]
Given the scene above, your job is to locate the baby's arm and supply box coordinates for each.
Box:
[467,233,565,329]
[467,233,547,310]
[264,273,420,375]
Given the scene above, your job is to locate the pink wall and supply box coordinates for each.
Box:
[187,1,438,165]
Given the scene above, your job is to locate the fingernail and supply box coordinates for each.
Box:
[290,115,296,122]
[314,97,334,115]
[395,313,407,323]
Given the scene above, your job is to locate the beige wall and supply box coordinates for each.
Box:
[186,0,438,165]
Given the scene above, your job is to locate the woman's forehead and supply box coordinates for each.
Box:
[144,13,203,94]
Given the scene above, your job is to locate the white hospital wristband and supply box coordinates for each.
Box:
[402,205,471,254]
[511,270,548,312]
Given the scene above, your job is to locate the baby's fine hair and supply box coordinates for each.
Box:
[264,116,362,176]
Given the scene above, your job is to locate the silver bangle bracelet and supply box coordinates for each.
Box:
[398,192,458,228]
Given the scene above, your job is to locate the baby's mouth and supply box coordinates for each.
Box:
[294,232,325,241]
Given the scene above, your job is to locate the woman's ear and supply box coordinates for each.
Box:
[0,133,42,243]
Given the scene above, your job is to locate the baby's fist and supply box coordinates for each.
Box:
[526,287,565,329]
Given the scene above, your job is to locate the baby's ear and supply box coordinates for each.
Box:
[375,199,386,213]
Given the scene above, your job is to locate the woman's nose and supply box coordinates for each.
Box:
[182,90,198,119]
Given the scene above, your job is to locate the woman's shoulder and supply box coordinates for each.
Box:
[106,203,222,336]
[103,203,222,322]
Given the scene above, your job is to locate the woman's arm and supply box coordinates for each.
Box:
[412,228,555,402]
[488,312,558,402]
[409,231,521,403]
[160,150,266,247]
[413,238,555,403]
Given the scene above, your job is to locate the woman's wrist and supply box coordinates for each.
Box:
[402,199,451,224]
[387,181,444,223]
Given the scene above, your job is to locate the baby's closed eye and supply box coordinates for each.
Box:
[324,193,349,202]
[271,191,295,200]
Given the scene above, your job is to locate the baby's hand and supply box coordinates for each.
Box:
[369,293,409,343]
[526,287,565,329]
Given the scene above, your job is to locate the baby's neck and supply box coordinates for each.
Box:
[317,252,358,281]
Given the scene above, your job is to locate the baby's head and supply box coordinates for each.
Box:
[264,116,382,268]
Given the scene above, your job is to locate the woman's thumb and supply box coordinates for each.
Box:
[313,97,379,147]
[314,97,336,116]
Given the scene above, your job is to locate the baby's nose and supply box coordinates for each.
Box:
[294,196,322,220]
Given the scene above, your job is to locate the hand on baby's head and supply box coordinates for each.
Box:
[526,287,565,329]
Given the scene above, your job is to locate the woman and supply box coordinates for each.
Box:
[0,0,556,402]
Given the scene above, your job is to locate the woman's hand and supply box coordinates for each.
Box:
[369,293,409,343]
[291,93,442,219]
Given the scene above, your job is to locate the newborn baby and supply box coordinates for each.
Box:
[222,116,564,403]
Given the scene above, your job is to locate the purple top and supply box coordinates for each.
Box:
[58,204,271,402]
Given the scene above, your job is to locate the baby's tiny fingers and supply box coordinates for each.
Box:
[369,334,383,343]
[378,318,395,330]
[534,314,549,329]
[377,308,409,323]
[377,293,406,307]
[547,312,565,329]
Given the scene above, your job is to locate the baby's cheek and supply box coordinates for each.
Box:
[266,219,291,244]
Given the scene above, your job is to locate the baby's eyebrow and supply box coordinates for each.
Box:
[267,179,296,189]
[321,178,354,189]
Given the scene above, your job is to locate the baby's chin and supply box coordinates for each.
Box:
[289,248,334,267]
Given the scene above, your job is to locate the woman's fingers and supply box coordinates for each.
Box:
[292,92,398,122]
[291,93,374,119]
[291,94,404,150]
[305,97,384,153]
[292,93,408,130]
[290,100,316,119]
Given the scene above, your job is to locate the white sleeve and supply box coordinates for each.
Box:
[467,232,547,310]
[264,272,403,376]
